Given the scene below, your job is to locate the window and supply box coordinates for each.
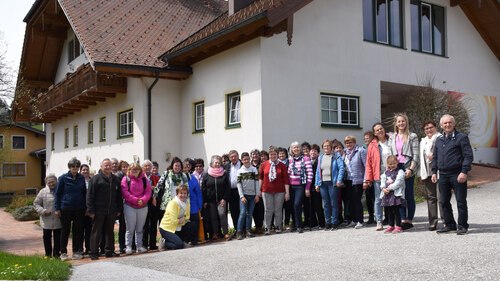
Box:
[226,92,241,128]
[51,132,55,151]
[100,117,106,142]
[194,101,205,133]
[321,93,359,127]
[88,121,94,144]
[0,135,3,148]
[64,128,69,148]
[67,36,82,63]
[2,163,26,177]
[12,136,25,150]
[363,0,403,47]
[411,1,445,56]
[73,125,78,147]
[118,110,133,138]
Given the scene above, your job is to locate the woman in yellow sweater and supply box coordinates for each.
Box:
[158,185,195,250]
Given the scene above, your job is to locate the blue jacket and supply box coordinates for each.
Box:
[55,171,86,211]
[188,174,203,214]
[432,130,473,175]
[315,152,345,187]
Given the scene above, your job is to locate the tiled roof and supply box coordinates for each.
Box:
[58,0,227,68]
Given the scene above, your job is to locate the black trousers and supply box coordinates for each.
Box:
[83,215,92,254]
[143,203,160,249]
[90,213,116,255]
[60,208,85,254]
[350,184,364,223]
[283,197,293,226]
[229,188,240,231]
[339,180,352,223]
[364,185,375,220]
[385,206,401,227]
[43,228,61,257]
[253,199,265,229]
[304,189,325,228]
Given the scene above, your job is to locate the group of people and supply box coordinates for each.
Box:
[34,113,473,260]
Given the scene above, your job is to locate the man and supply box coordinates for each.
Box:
[110,158,120,175]
[87,158,123,260]
[431,114,473,235]
[225,150,242,234]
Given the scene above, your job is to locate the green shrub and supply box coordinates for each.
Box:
[5,195,36,213]
[12,206,38,221]
[0,251,71,280]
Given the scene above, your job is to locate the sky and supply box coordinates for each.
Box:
[0,0,36,102]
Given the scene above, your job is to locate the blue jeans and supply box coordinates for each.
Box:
[237,195,256,232]
[439,173,468,229]
[398,163,415,221]
[373,181,383,222]
[319,181,340,225]
[159,228,184,250]
[291,185,305,228]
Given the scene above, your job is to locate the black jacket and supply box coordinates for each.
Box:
[86,171,123,215]
[432,130,474,175]
[202,172,230,204]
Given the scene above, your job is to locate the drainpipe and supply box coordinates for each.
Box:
[147,73,160,160]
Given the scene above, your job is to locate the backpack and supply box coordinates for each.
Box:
[126,176,147,196]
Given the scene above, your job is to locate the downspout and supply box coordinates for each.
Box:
[147,73,160,160]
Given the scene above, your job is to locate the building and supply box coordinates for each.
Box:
[0,123,45,195]
[12,0,500,174]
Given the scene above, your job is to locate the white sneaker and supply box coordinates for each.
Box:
[125,247,133,255]
[347,221,357,228]
[137,246,148,253]
[60,253,69,261]
[158,238,166,251]
[354,222,364,229]
[71,253,83,260]
[376,222,384,231]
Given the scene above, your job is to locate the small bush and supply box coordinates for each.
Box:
[5,195,36,213]
[12,206,38,221]
[0,251,71,280]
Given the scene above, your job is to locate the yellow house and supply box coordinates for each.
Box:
[0,123,46,195]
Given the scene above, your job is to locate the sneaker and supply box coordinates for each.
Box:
[347,221,357,228]
[60,253,69,261]
[354,222,364,229]
[436,225,457,234]
[236,232,243,240]
[456,226,468,235]
[183,242,192,248]
[90,254,99,260]
[384,226,395,234]
[392,226,403,234]
[376,222,384,231]
[402,222,414,230]
[119,248,126,254]
[303,226,311,231]
[275,227,282,234]
[246,230,255,238]
[105,252,120,258]
[264,228,270,235]
[297,228,303,233]
[137,246,148,253]
[325,224,332,230]
[71,253,83,260]
[159,238,166,251]
[125,247,133,255]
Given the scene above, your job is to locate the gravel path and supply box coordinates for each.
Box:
[71,181,500,281]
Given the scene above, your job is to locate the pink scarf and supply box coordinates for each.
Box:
[208,167,224,178]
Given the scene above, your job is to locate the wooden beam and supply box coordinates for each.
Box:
[78,95,106,102]
[39,12,70,27]
[31,25,67,39]
[450,0,476,7]
[85,91,116,98]
[69,100,97,106]
[23,79,53,89]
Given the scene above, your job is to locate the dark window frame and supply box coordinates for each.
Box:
[118,109,133,139]
[11,135,26,150]
[411,0,446,56]
[363,0,404,48]
[226,92,241,129]
[320,93,361,128]
[193,101,205,133]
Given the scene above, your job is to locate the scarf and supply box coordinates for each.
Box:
[192,170,205,185]
[174,196,187,231]
[208,167,224,178]
[269,160,278,182]
[290,156,307,184]
[385,169,398,182]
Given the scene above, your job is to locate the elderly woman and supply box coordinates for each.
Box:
[288,141,313,233]
[389,113,420,230]
[202,155,231,241]
[419,120,443,231]
[34,174,61,258]
[158,185,195,250]
[364,123,392,231]
[315,140,345,230]
[259,146,290,235]
[343,136,367,229]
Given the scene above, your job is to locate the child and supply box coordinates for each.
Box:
[380,155,406,234]
[236,152,260,239]
[34,174,62,258]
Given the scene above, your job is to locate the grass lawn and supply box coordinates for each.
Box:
[0,251,71,280]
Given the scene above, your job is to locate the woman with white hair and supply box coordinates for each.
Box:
[288,141,313,233]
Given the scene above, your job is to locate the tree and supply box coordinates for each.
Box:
[0,31,15,106]
[400,74,470,139]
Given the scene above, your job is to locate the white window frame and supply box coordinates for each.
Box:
[73,125,78,147]
[2,162,27,178]
[88,121,94,144]
[227,92,241,128]
[118,110,133,138]
[100,117,106,142]
[64,128,69,148]
[194,101,205,132]
[11,135,26,150]
[320,94,360,127]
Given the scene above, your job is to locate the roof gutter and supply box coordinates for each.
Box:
[93,62,192,76]
[161,12,268,63]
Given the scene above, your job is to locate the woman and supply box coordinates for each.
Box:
[202,155,231,241]
[344,136,367,229]
[154,157,189,216]
[362,131,375,224]
[260,150,269,163]
[183,158,203,245]
[236,152,260,239]
[158,185,195,250]
[250,149,265,235]
[115,160,128,253]
[419,120,443,231]
[389,113,419,230]
[333,140,350,226]
[79,164,92,256]
[364,123,392,231]
[121,163,152,254]
[278,146,292,229]
[288,141,313,233]
[315,140,344,230]
[54,157,86,261]
[34,174,61,258]
[260,146,290,235]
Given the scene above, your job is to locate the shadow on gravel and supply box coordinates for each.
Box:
[467,223,500,234]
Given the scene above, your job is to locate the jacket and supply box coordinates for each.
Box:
[314,152,344,187]
[187,174,203,214]
[159,197,191,233]
[364,138,382,182]
[344,145,367,185]
[380,169,406,199]
[388,132,420,176]
[121,174,152,209]
[87,171,123,215]
[154,171,190,211]
[54,171,86,211]
[419,132,441,180]
[259,161,290,193]
[33,187,61,229]
[202,172,230,203]
[432,130,473,175]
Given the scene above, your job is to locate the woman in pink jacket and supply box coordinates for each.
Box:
[121,163,152,254]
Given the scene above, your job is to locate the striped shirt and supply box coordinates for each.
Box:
[287,156,313,191]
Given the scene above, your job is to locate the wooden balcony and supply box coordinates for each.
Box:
[33,64,127,122]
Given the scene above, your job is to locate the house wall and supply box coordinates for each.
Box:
[54,29,89,84]
[259,0,500,164]
[180,39,263,160]
[0,126,45,194]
